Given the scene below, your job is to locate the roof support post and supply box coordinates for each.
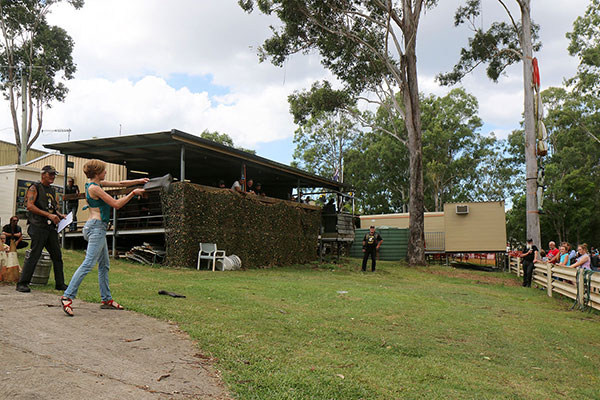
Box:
[180,145,185,182]
[241,163,246,191]
[61,154,68,249]
[112,201,117,258]
[297,179,300,202]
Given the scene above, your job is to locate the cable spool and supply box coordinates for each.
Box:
[217,255,242,271]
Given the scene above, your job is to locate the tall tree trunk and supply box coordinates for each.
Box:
[403,13,426,266]
[520,0,541,249]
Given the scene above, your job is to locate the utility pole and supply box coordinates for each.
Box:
[520,0,541,248]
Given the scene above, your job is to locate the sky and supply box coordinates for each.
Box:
[0,0,590,165]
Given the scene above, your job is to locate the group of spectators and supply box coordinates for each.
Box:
[519,239,598,287]
[222,177,266,196]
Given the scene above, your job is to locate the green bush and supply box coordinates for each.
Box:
[162,182,321,268]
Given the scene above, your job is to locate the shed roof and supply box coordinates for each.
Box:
[44,129,344,191]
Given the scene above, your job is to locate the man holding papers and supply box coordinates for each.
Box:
[16,165,67,293]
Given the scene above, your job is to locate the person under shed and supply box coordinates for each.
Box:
[362,225,383,272]
[231,177,245,194]
[65,177,80,232]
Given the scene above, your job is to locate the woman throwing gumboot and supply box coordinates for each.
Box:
[60,159,148,316]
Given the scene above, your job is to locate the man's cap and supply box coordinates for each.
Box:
[526,238,533,242]
[41,165,57,174]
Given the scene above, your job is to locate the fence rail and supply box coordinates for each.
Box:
[508,256,600,311]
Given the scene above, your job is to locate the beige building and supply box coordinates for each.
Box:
[0,140,46,165]
[0,164,66,231]
[360,201,507,253]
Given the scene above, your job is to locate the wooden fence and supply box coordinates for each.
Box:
[508,256,600,311]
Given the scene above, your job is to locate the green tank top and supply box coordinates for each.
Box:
[85,182,112,223]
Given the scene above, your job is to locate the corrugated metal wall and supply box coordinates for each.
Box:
[349,228,408,261]
[25,154,127,183]
[0,140,46,166]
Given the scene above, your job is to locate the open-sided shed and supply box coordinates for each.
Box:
[44,129,344,198]
[45,130,347,267]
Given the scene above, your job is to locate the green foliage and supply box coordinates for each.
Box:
[345,130,410,214]
[534,87,600,246]
[438,0,542,85]
[162,182,321,268]
[200,129,256,155]
[506,193,525,245]
[344,88,520,213]
[567,0,600,93]
[42,252,600,399]
[200,129,235,147]
[288,81,353,125]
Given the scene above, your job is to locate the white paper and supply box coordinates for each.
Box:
[57,212,73,233]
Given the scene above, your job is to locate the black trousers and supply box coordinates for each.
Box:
[362,247,377,271]
[522,259,534,287]
[18,224,64,287]
[8,238,28,249]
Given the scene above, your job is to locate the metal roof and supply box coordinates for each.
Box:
[44,129,344,192]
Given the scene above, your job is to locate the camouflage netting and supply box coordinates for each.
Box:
[161,182,322,268]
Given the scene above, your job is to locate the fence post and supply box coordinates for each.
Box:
[546,262,552,297]
[517,257,521,277]
[577,268,585,308]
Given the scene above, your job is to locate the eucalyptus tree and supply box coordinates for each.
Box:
[438,0,542,247]
[240,0,438,265]
[0,0,84,163]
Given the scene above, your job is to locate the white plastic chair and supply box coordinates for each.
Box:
[197,243,226,271]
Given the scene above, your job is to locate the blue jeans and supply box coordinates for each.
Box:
[63,219,112,301]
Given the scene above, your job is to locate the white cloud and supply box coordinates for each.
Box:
[38,76,300,148]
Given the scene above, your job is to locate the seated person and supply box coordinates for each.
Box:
[218,180,226,188]
[2,216,28,249]
[0,233,9,252]
[254,182,266,196]
[231,177,246,194]
[546,241,560,263]
[534,249,547,263]
[558,245,570,267]
[246,178,256,194]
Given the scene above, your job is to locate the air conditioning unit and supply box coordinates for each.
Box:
[455,205,469,215]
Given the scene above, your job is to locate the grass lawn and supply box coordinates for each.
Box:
[36,250,600,399]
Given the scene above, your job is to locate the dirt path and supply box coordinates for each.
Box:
[0,285,229,400]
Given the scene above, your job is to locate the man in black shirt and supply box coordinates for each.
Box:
[362,225,383,272]
[64,177,79,232]
[16,165,67,293]
[2,216,28,249]
[520,238,539,287]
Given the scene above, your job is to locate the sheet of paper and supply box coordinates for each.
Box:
[57,211,73,233]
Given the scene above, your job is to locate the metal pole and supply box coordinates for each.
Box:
[20,71,27,164]
[61,155,68,249]
[180,145,185,182]
[242,164,247,191]
[112,201,117,258]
